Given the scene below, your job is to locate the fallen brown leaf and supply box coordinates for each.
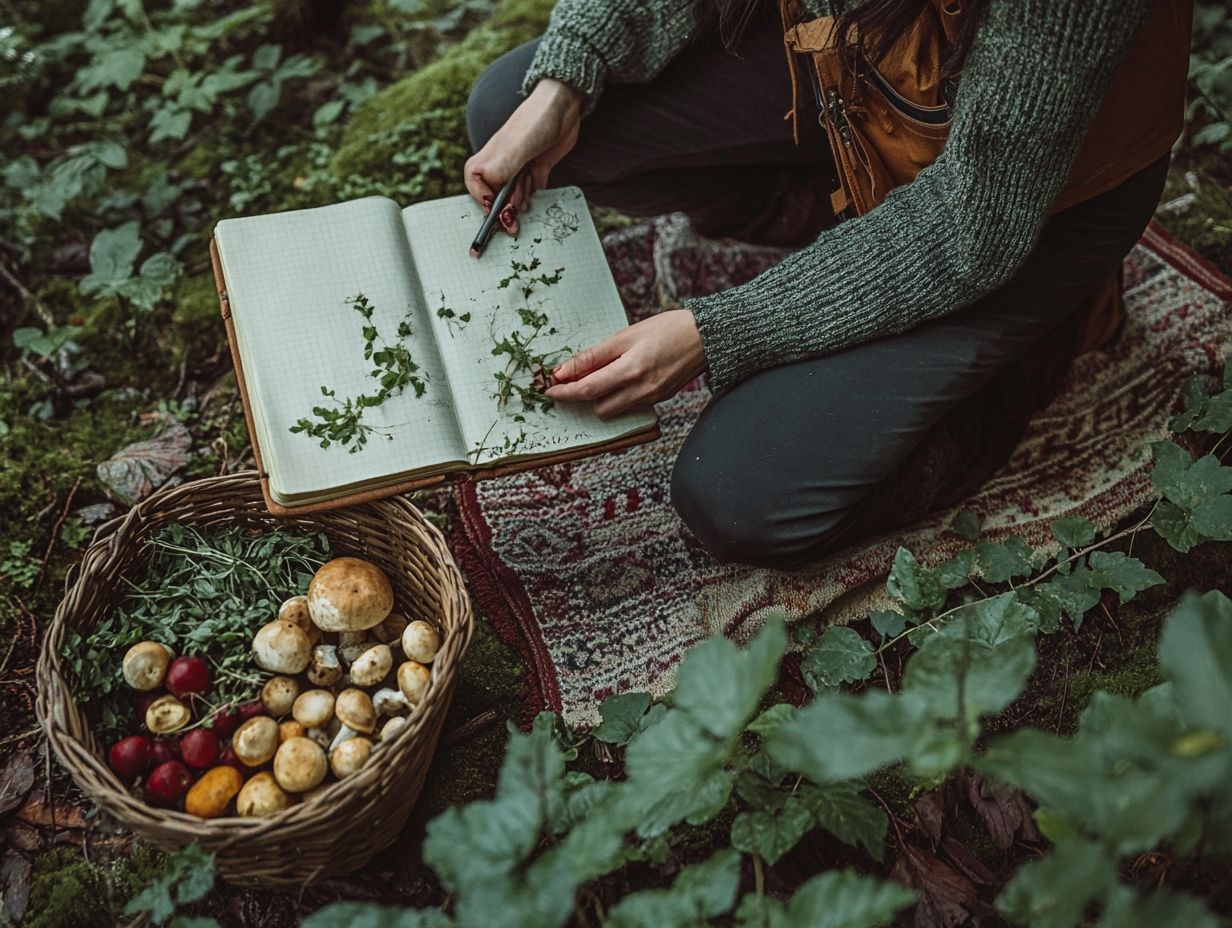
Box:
[0,753,34,817]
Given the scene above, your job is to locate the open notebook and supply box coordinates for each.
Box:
[211,186,659,514]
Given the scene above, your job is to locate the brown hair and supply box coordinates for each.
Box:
[708,0,989,78]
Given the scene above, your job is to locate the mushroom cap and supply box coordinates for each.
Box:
[378,716,407,743]
[337,634,375,669]
[273,737,328,793]
[371,611,408,645]
[123,641,172,691]
[329,737,373,779]
[279,595,323,646]
[236,771,292,817]
[279,720,306,742]
[145,695,191,734]
[306,557,393,633]
[252,620,313,675]
[397,660,431,705]
[292,689,335,729]
[401,621,442,664]
[261,676,300,717]
[233,716,280,767]
[334,688,376,734]
[348,644,393,687]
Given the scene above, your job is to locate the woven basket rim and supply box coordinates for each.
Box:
[36,471,473,855]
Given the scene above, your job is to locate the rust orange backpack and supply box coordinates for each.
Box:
[776,0,1192,353]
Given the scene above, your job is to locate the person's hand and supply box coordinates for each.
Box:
[543,310,707,419]
[464,78,583,236]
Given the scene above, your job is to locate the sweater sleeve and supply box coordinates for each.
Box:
[682,0,1156,393]
[519,0,702,116]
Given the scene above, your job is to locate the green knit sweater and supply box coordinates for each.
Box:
[519,0,1156,392]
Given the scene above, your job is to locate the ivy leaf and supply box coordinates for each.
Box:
[974,536,1035,583]
[801,626,876,692]
[1190,493,1232,541]
[886,547,946,613]
[592,692,652,745]
[1194,390,1232,433]
[995,838,1116,928]
[935,549,976,589]
[672,612,786,739]
[1151,442,1232,509]
[797,783,888,862]
[1041,563,1101,630]
[870,610,907,641]
[606,849,741,928]
[731,796,814,865]
[1151,499,1201,553]
[949,509,982,541]
[734,870,916,928]
[1158,590,1232,738]
[1087,551,1164,604]
[1050,516,1095,549]
[79,44,146,92]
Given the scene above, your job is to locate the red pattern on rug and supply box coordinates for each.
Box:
[450,218,1232,727]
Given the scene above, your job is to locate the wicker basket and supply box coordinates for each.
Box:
[35,472,473,887]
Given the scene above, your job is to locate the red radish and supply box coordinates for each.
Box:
[150,737,180,765]
[165,656,210,699]
[237,699,265,720]
[108,735,151,782]
[179,729,220,769]
[217,745,246,774]
[210,708,240,738]
[147,761,192,805]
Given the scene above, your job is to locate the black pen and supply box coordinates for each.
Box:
[469,168,525,258]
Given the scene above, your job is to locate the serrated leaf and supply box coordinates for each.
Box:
[935,549,976,589]
[731,796,814,865]
[801,626,876,692]
[1158,590,1232,738]
[1087,551,1164,604]
[1050,516,1095,548]
[592,692,652,745]
[949,509,982,541]
[797,783,888,862]
[623,712,732,836]
[1151,499,1200,552]
[886,547,946,613]
[734,869,916,928]
[975,536,1035,583]
[995,838,1116,928]
[1190,493,1232,541]
[606,849,741,928]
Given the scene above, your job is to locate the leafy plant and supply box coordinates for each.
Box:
[123,842,219,928]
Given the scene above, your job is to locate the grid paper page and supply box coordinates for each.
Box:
[215,197,465,502]
[402,187,656,465]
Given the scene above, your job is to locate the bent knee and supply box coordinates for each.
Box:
[670,455,850,569]
[466,40,540,150]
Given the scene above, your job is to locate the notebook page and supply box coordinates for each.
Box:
[401,187,656,466]
[214,197,465,501]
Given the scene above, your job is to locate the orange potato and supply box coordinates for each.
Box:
[184,766,243,818]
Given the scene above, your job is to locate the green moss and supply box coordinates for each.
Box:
[25,844,164,928]
[1159,155,1232,272]
[169,273,228,369]
[330,0,553,204]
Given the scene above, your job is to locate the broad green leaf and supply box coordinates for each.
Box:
[623,712,732,836]
[950,509,982,541]
[747,703,797,737]
[1042,563,1101,629]
[995,838,1116,928]
[869,610,907,640]
[767,690,923,782]
[1086,551,1164,604]
[673,613,786,739]
[731,795,813,864]
[1190,493,1232,541]
[1150,442,1232,508]
[734,869,915,928]
[904,622,1036,723]
[797,783,888,861]
[79,44,146,91]
[1151,499,1200,552]
[1095,885,1224,928]
[150,107,193,143]
[606,849,741,928]
[84,0,115,30]
[302,904,453,928]
[248,81,280,120]
[886,547,945,613]
[801,626,876,692]
[1158,590,1232,737]
[957,592,1040,646]
[1050,516,1095,548]
[935,549,976,588]
[975,536,1035,583]
[1194,390,1232,433]
[81,221,142,295]
[592,692,652,745]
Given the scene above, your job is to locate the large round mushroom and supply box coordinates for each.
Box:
[306,557,394,633]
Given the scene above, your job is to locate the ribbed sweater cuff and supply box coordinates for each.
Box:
[520,28,608,117]
[684,290,779,393]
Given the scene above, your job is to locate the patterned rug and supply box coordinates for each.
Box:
[451,216,1232,727]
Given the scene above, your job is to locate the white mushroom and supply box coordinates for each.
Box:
[306,644,342,687]
[145,694,191,734]
[306,557,394,633]
[291,689,335,729]
[397,660,431,705]
[401,620,441,664]
[372,687,410,717]
[237,772,292,817]
[348,644,393,687]
[305,726,333,750]
[273,737,328,793]
[233,716,280,767]
[252,620,312,675]
[330,737,373,779]
[334,688,376,735]
[329,724,361,753]
[279,720,306,742]
[261,675,300,718]
[378,716,407,743]
[371,611,408,646]
[123,641,173,691]
[278,594,322,645]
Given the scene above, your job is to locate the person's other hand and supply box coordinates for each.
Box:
[543,310,707,419]
[464,78,583,236]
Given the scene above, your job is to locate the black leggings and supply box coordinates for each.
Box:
[466,6,1170,569]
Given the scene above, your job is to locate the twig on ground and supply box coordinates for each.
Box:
[444,709,500,746]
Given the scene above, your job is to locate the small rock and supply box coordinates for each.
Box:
[0,850,32,924]
[73,502,117,525]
